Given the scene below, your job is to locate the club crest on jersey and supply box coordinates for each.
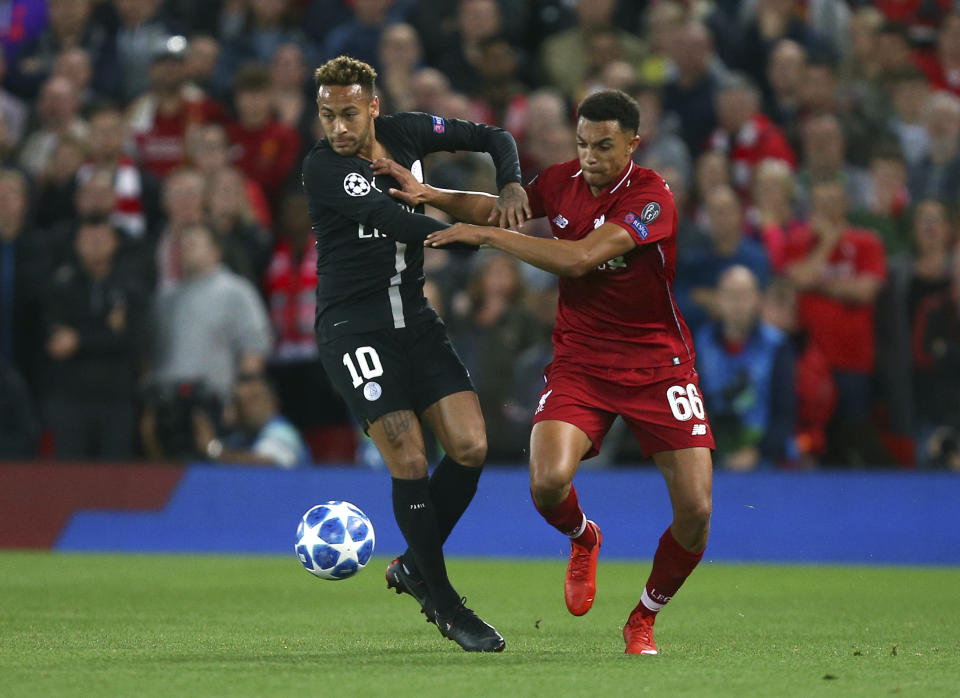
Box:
[623,212,650,240]
[641,201,661,224]
[535,389,553,414]
[431,115,446,134]
[552,214,569,228]
[343,172,371,197]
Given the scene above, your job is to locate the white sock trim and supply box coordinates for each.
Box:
[640,588,664,613]
[568,513,587,539]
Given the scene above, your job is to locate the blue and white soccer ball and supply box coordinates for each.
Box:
[296,501,375,580]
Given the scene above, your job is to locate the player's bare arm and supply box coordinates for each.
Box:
[426,222,637,278]
[373,157,530,228]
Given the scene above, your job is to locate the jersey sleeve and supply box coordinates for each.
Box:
[607,185,677,247]
[400,112,521,191]
[302,149,447,244]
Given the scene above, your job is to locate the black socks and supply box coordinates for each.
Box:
[391,475,460,614]
[400,456,481,574]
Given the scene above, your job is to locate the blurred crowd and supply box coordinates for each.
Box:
[1,0,959,471]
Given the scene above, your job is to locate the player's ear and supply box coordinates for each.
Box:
[627,133,641,155]
[369,94,380,119]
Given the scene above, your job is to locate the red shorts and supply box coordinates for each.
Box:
[532,359,716,459]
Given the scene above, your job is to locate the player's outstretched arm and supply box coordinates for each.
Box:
[404,114,531,227]
[373,158,531,228]
[425,222,637,278]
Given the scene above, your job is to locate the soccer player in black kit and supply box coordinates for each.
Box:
[302,56,529,652]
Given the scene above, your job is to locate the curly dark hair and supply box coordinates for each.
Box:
[577,89,640,134]
[314,56,378,95]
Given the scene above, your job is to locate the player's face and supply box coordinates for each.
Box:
[317,84,379,158]
[576,118,639,193]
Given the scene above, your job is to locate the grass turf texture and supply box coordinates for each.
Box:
[1,552,957,697]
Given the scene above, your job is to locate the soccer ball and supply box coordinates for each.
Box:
[295,501,375,580]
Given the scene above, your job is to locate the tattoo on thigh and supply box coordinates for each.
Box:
[381,411,414,442]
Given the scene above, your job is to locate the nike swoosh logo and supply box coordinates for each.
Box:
[334,320,349,326]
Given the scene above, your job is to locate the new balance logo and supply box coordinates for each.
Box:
[691,424,707,436]
[593,214,605,229]
[552,215,569,229]
[410,503,426,510]
[535,389,553,414]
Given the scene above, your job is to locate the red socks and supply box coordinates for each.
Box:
[534,485,597,548]
[633,527,703,617]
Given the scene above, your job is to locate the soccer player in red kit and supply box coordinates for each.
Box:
[375,89,714,655]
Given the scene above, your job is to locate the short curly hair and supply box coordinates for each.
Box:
[314,56,377,95]
[577,89,640,134]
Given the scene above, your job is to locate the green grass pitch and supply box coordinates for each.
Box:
[1,552,958,697]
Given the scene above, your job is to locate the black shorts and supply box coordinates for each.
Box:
[317,317,475,429]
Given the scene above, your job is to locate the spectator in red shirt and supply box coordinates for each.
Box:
[264,192,316,362]
[782,178,888,464]
[185,123,271,228]
[127,37,227,178]
[227,64,301,202]
[708,72,796,198]
[918,13,960,97]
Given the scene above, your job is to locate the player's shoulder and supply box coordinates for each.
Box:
[530,158,581,187]
[302,141,366,184]
[377,110,435,134]
[626,165,673,199]
[619,165,675,215]
[302,140,336,172]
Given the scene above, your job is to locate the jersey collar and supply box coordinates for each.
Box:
[576,160,635,197]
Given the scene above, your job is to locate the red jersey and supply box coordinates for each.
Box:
[264,238,318,360]
[781,226,887,373]
[525,159,695,372]
[130,93,227,177]
[708,113,796,195]
[227,120,301,198]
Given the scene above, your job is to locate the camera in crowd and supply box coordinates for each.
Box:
[144,381,222,459]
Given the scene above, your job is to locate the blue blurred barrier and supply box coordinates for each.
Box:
[53,465,959,565]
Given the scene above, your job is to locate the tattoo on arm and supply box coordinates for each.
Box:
[380,410,415,442]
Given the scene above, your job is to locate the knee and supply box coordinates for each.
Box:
[446,432,487,468]
[529,467,570,508]
[389,451,430,480]
[675,499,712,550]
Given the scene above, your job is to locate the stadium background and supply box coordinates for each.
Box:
[0,0,958,554]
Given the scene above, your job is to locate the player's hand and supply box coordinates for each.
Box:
[490,182,531,230]
[425,223,491,248]
[372,157,432,207]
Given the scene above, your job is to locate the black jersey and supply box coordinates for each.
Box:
[302,111,520,343]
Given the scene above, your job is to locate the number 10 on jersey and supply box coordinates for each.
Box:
[343,346,384,388]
